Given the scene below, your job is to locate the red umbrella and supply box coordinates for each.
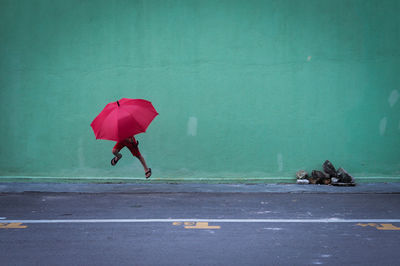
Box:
[90,98,158,141]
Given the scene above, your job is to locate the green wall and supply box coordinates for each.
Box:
[1,0,399,182]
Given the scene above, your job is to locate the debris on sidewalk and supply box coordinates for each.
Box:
[296,170,309,179]
[296,160,356,186]
[296,170,310,184]
[296,179,310,184]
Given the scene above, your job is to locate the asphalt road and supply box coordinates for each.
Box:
[1,191,400,265]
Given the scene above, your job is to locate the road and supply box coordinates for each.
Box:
[1,190,400,265]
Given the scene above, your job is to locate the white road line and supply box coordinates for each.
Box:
[1,219,400,224]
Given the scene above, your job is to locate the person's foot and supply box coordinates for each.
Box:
[145,168,152,179]
[111,156,120,166]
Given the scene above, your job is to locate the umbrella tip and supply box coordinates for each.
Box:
[117,101,120,107]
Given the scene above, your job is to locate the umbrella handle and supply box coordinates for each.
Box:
[117,101,120,106]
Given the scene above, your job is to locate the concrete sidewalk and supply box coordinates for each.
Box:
[1,182,400,194]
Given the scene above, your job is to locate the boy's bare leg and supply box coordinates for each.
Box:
[112,149,122,159]
[137,155,151,178]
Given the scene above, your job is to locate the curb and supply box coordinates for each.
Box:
[1,183,400,194]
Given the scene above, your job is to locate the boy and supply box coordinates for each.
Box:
[111,136,152,179]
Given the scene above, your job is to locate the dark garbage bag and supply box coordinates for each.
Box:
[323,160,337,177]
[309,170,330,184]
[336,168,355,183]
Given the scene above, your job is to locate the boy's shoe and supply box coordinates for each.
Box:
[111,156,120,166]
[145,168,152,179]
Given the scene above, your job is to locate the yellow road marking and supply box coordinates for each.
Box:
[185,222,220,229]
[356,223,400,230]
[357,223,377,227]
[0,223,27,229]
[173,222,220,229]
[376,224,400,230]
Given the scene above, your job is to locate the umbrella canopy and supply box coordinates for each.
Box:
[90,98,158,141]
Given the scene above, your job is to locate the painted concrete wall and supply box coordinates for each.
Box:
[1,0,399,182]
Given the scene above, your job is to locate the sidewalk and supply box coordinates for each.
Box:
[1,182,400,194]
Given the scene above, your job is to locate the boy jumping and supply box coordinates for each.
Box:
[111,136,152,179]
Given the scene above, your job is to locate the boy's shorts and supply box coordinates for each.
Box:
[113,140,141,157]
